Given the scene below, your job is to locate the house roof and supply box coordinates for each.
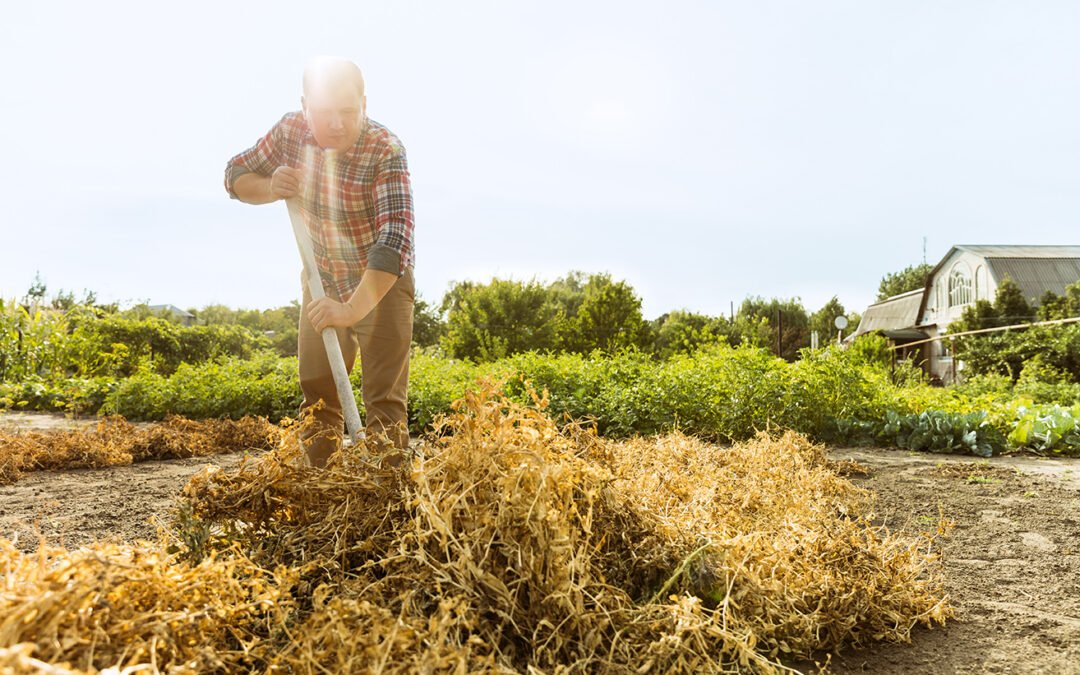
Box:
[148,304,195,318]
[881,327,931,340]
[955,245,1080,259]
[853,289,923,336]
[918,244,1080,317]
[985,257,1080,303]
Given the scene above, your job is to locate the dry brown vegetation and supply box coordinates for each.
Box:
[0,415,281,485]
[0,385,953,673]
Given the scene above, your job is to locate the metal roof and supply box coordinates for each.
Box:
[918,245,1080,318]
[881,327,931,340]
[985,257,1080,303]
[956,245,1080,258]
[854,289,923,335]
[148,303,196,318]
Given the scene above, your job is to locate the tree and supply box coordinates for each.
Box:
[950,299,999,333]
[412,294,445,348]
[992,277,1034,324]
[651,310,728,358]
[877,263,932,301]
[260,301,301,357]
[738,297,809,361]
[561,273,650,354]
[950,278,1034,333]
[809,296,848,346]
[1036,280,1080,321]
[547,271,587,321]
[194,304,240,326]
[441,278,561,361]
[24,272,47,305]
[189,301,300,356]
[949,278,1039,382]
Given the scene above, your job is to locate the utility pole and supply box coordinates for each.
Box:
[777,309,783,358]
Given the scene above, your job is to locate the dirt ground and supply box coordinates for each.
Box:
[2,411,1079,674]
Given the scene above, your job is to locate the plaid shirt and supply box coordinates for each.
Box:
[224,112,415,300]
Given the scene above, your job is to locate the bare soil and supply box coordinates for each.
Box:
[0,411,257,549]
[2,411,1079,674]
[800,447,1080,675]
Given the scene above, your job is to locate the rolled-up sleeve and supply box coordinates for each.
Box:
[224,122,283,199]
[368,143,414,275]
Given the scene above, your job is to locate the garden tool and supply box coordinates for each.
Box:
[286,198,364,447]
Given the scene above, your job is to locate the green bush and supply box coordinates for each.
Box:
[407,348,482,431]
[0,300,270,381]
[102,351,301,421]
[68,315,268,377]
[5,340,1079,457]
[0,300,71,381]
[0,375,118,416]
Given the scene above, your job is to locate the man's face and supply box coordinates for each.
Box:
[302,83,366,151]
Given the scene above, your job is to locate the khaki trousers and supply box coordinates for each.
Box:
[298,268,414,467]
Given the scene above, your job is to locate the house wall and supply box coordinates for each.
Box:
[875,245,1080,384]
[922,249,992,333]
[919,249,996,384]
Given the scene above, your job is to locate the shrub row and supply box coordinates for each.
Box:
[2,345,1078,456]
[0,302,269,381]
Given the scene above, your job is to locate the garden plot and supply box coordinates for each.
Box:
[0,403,1078,674]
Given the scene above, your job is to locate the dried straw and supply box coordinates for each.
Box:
[929,462,1018,481]
[0,383,952,673]
[0,415,281,485]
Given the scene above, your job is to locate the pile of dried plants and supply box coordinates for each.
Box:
[0,383,952,673]
[0,415,280,485]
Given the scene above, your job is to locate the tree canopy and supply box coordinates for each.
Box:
[877,263,932,301]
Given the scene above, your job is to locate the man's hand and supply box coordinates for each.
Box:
[307,297,359,333]
[306,270,399,333]
[232,166,306,205]
[270,166,305,199]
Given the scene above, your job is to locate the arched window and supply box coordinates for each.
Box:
[949,263,972,307]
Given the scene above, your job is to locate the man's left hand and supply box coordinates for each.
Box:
[307,297,358,333]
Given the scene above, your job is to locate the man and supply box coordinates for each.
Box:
[224,57,415,467]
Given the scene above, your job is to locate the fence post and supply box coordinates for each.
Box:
[950,339,957,383]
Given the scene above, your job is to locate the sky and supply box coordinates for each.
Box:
[2,1,1078,320]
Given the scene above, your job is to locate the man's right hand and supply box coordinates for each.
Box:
[232,167,305,205]
[270,166,305,199]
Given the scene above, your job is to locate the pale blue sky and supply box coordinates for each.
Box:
[2,1,1078,319]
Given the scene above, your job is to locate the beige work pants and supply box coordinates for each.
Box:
[297,268,414,467]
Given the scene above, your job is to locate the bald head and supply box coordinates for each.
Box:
[303,56,365,99]
[301,57,368,150]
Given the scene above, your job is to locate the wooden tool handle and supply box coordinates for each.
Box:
[286,198,364,446]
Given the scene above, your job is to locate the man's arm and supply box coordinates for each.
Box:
[232,167,304,205]
[366,142,414,275]
[306,268,399,333]
[225,115,303,202]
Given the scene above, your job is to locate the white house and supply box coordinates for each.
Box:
[854,245,1080,382]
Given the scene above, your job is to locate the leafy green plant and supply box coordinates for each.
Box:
[878,410,1006,457]
[0,299,71,381]
[4,320,1077,458]
[1008,403,1080,453]
[102,350,302,421]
